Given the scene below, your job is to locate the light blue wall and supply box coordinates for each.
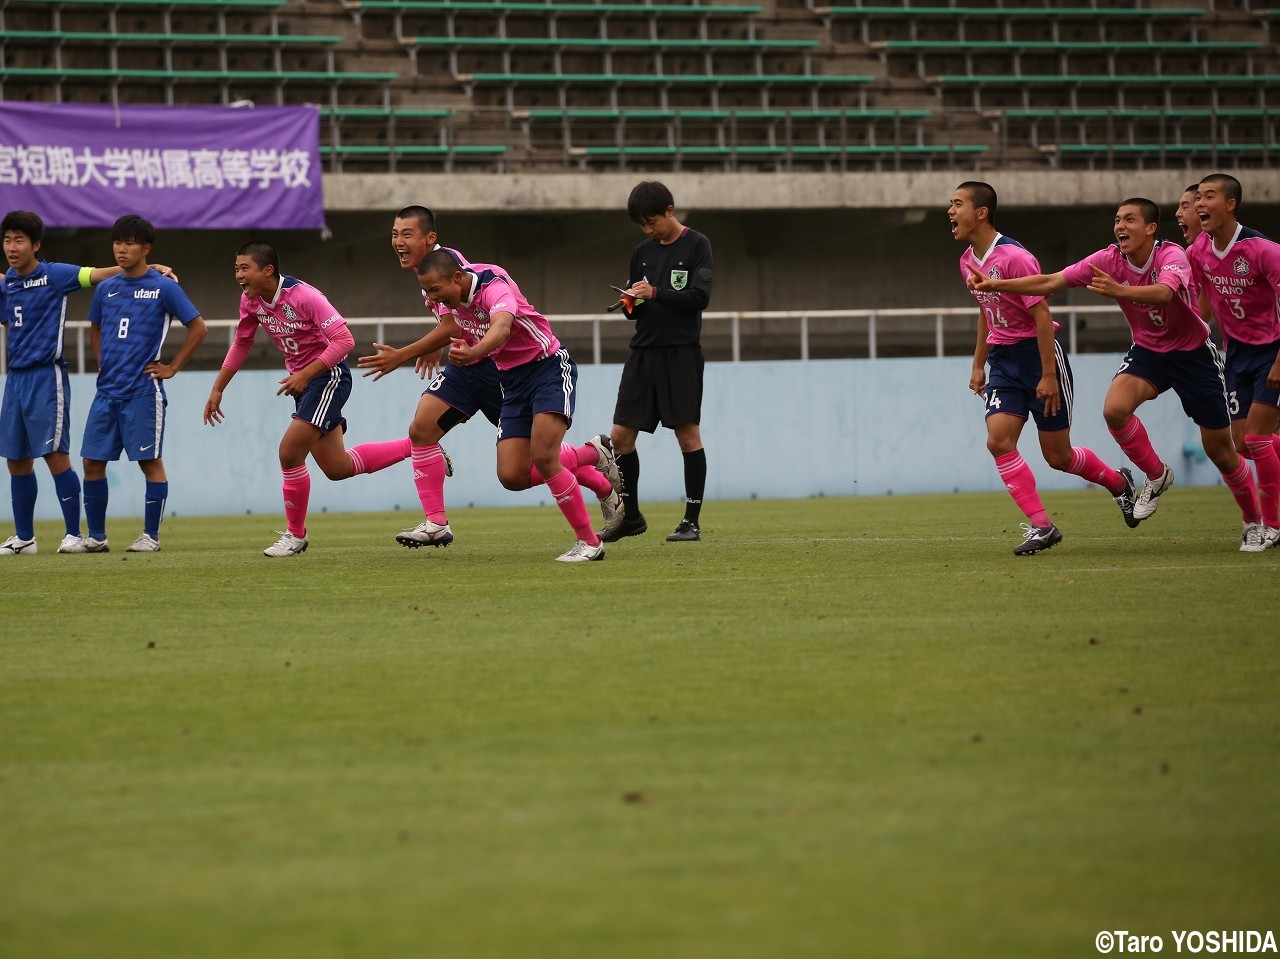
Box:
[5,355,1219,522]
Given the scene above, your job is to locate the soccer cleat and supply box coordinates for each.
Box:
[599,489,626,538]
[556,539,605,563]
[126,533,161,553]
[396,519,454,548]
[587,434,623,494]
[1013,522,1062,556]
[1239,522,1266,553]
[666,519,702,542]
[441,446,454,478]
[1132,464,1174,521]
[57,533,87,553]
[264,530,308,557]
[82,537,111,553]
[1114,467,1140,529]
[0,535,37,555]
[1263,526,1280,550]
[599,510,647,543]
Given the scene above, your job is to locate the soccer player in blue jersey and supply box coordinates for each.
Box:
[0,209,174,555]
[79,215,207,553]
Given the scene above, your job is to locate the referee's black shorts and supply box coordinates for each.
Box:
[612,344,704,433]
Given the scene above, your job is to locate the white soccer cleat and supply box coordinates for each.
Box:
[587,434,623,494]
[264,530,308,557]
[441,446,455,478]
[1263,526,1280,550]
[599,489,626,538]
[556,539,605,563]
[0,535,37,555]
[57,534,87,553]
[1132,464,1174,521]
[1240,522,1266,553]
[82,537,111,553]
[126,533,161,553]
[396,519,454,548]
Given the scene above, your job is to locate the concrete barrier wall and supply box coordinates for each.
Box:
[5,354,1218,523]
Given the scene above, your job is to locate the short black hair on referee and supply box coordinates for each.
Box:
[237,239,280,276]
[627,180,675,223]
[957,181,998,224]
[396,205,437,233]
[1199,173,1242,210]
[1119,197,1160,226]
[1,210,44,245]
[419,247,462,278]
[111,214,155,246]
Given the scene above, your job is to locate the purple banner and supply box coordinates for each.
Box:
[0,102,324,230]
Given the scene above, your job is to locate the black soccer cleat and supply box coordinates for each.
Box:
[1114,466,1140,529]
[1013,523,1062,556]
[665,519,701,542]
[599,511,647,543]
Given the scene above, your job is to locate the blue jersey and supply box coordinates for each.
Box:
[88,270,202,399]
[0,261,88,370]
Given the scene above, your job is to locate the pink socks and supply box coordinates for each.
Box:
[1244,434,1280,528]
[1068,446,1125,496]
[545,467,600,544]
[281,464,310,538]
[349,437,412,476]
[1109,416,1165,479]
[411,445,449,524]
[995,451,1051,527]
[1222,457,1261,525]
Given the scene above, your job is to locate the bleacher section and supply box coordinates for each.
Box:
[3,0,1277,172]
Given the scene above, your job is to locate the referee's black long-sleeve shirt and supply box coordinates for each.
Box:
[627,228,714,349]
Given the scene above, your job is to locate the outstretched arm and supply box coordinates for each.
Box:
[1086,264,1173,306]
[357,315,462,380]
[966,262,1068,297]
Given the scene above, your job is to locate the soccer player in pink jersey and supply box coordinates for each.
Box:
[357,206,623,548]
[1189,174,1280,550]
[950,181,1135,556]
[1175,184,1204,247]
[970,197,1263,552]
[415,248,605,562]
[201,240,414,557]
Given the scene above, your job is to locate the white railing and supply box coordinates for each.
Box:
[3,305,1127,374]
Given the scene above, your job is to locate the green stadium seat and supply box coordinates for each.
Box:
[935,74,1280,112]
[1042,141,1278,171]
[319,142,508,172]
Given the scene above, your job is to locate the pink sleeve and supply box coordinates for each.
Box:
[318,322,354,369]
[1060,252,1103,289]
[221,309,258,371]
[1153,251,1191,294]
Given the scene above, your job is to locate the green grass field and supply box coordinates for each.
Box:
[2,491,1277,959]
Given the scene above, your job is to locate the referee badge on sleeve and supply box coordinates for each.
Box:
[670,270,688,290]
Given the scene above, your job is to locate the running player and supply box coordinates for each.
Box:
[602,180,713,544]
[0,209,174,555]
[358,206,622,548]
[1189,173,1280,550]
[416,248,605,562]
[969,197,1263,552]
[80,215,207,553]
[202,240,414,557]
[950,181,1136,556]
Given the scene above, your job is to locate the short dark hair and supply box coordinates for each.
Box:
[1183,184,1199,196]
[627,181,675,223]
[957,181,998,224]
[236,239,280,275]
[1200,173,1242,210]
[1,210,44,245]
[111,214,155,246]
[396,205,437,233]
[1119,197,1160,226]
[419,248,462,278]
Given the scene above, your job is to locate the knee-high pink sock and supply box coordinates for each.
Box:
[529,444,611,498]
[545,466,600,545]
[1108,416,1164,479]
[349,437,412,476]
[281,464,310,538]
[995,451,1051,527]
[1245,435,1280,527]
[411,445,448,524]
[1221,457,1261,524]
[1272,434,1280,460]
[1068,446,1125,496]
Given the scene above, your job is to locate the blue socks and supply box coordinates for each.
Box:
[52,468,82,536]
[144,481,168,540]
[83,478,109,541]
[11,472,38,541]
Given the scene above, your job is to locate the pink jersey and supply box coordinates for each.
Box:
[1061,241,1208,353]
[1188,226,1280,346]
[226,275,354,374]
[431,264,560,371]
[959,234,1053,345]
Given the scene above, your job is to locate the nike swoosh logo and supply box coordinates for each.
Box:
[139,444,154,452]
[44,438,55,445]
[107,292,119,297]
[60,495,74,502]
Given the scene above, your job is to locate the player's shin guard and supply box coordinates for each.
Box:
[995,451,1051,527]
[11,472,38,541]
[1244,435,1280,528]
[545,467,599,545]
[144,481,167,540]
[83,478,108,540]
[281,464,311,538]
[349,437,412,476]
[1067,446,1124,496]
[411,445,448,524]
[52,468,82,536]
[1221,458,1261,525]
[1108,416,1164,479]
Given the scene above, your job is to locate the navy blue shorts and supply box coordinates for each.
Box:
[292,362,351,435]
[81,389,166,462]
[497,348,578,440]
[423,356,503,428]
[1223,338,1280,418]
[1114,339,1231,430]
[984,337,1073,432]
[0,363,72,460]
